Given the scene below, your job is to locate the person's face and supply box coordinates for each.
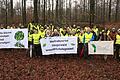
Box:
[112,29,115,32]
[41,29,44,32]
[118,31,120,34]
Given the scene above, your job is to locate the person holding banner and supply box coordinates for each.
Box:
[32,29,42,57]
[108,28,117,59]
[115,29,120,61]
[28,30,33,57]
[79,30,84,58]
[99,28,111,61]
[83,27,94,59]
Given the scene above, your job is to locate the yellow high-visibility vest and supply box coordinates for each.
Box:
[39,31,45,38]
[84,32,93,43]
[32,34,40,44]
[28,33,32,42]
[79,34,84,43]
[93,28,98,35]
[61,33,69,37]
[115,34,120,44]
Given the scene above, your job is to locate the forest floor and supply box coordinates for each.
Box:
[0,49,120,80]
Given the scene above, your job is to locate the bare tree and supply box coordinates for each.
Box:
[55,0,59,24]
[10,0,13,24]
[22,0,26,25]
[33,0,38,23]
[108,0,112,22]
[115,0,119,22]
[90,0,95,26]
[5,0,8,27]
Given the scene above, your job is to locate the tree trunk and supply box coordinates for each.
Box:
[83,0,86,21]
[90,0,95,26]
[22,0,26,25]
[48,0,51,24]
[115,0,119,22]
[6,0,7,27]
[10,0,13,24]
[34,0,38,23]
[69,0,71,23]
[43,0,46,25]
[52,0,54,23]
[108,0,112,22]
[56,0,59,24]
[38,0,41,23]
[103,0,105,24]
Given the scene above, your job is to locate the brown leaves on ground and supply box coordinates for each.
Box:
[0,49,120,80]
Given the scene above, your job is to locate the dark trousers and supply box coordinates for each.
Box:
[78,43,84,56]
[33,44,42,57]
[115,44,120,60]
[83,43,89,59]
[28,41,32,47]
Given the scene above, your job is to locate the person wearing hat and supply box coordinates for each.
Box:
[115,29,120,61]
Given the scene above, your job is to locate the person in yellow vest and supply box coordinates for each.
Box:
[60,27,69,36]
[28,23,33,31]
[92,25,99,36]
[60,27,63,34]
[78,30,85,56]
[70,29,76,36]
[51,29,60,37]
[115,29,120,61]
[83,27,94,59]
[39,27,45,38]
[7,26,11,29]
[32,29,42,57]
[28,30,33,57]
[72,25,77,32]
[28,30,33,46]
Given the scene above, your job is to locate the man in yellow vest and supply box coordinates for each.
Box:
[115,29,120,61]
[32,29,42,57]
[83,27,94,59]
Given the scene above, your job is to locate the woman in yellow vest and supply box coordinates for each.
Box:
[115,29,120,61]
[32,29,41,57]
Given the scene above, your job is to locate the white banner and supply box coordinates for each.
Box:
[0,29,28,49]
[40,37,77,55]
[88,41,114,55]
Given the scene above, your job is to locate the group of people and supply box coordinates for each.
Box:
[27,23,120,61]
[0,23,120,61]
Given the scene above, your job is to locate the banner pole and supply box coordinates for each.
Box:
[30,45,32,58]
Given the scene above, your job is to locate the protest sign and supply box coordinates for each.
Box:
[40,37,77,55]
[88,41,114,55]
[0,29,28,49]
